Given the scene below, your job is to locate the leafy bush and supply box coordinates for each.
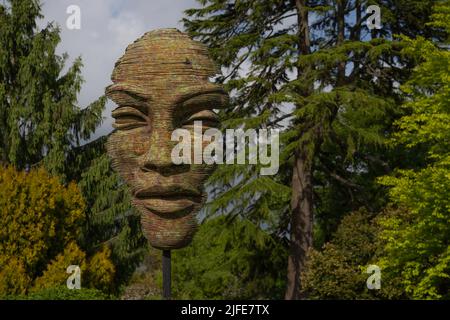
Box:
[0,165,115,297]
[5,286,111,300]
[301,209,403,299]
[32,242,115,294]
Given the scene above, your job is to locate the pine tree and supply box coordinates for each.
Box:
[183,0,439,298]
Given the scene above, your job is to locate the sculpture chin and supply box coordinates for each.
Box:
[133,196,204,250]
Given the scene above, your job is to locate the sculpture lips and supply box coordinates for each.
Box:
[140,198,197,215]
[134,185,201,199]
[134,185,202,214]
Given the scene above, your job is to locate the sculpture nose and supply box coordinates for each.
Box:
[141,141,174,172]
[142,153,173,173]
[141,132,189,175]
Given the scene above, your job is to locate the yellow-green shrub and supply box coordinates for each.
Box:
[85,246,116,293]
[32,242,115,293]
[0,258,31,296]
[32,241,87,292]
[0,165,85,273]
[0,165,115,297]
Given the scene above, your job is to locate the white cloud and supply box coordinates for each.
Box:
[107,12,146,48]
[39,0,199,140]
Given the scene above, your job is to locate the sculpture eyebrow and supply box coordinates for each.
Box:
[108,89,148,115]
[110,90,147,103]
[106,83,148,100]
[178,88,227,106]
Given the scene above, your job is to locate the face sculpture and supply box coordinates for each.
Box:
[106,29,228,250]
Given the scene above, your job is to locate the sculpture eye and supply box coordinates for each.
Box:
[112,106,148,130]
[182,110,220,129]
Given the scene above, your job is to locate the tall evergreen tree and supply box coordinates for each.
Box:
[183,0,438,298]
[0,0,104,180]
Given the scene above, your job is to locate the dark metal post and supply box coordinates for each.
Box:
[162,250,171,299]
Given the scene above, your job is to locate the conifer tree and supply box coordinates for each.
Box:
[0,0,104,180]
[183,0,438,298]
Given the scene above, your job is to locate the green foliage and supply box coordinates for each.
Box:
[183,1,440,298]
[172,216,287,299]
[300,1,450,300]
[183,0,437,249]
[0,0,105,180]
[8,286,111,300]
[0,258,31,296]
[377,1,450,299]
[0,0,446,300]
[301,209,403,299]
[120,248,163,300]
[301,210,379,299]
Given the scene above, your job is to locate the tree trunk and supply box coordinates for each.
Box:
[285,148,314,299]
[285,0,313,300]
[337,0,346,85]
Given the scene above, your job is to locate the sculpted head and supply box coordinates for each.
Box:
[106,29,228,249]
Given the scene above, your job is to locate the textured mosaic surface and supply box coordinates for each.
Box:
[106,29,228,250]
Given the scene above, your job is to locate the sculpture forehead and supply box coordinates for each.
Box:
[109,28,220,98]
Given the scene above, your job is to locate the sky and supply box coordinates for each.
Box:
[39,0,200,140]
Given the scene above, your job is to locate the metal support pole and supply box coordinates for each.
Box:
[162,250,171,299]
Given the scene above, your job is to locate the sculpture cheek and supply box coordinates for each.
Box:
[128,131,151,156]
[107,131,139,166]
